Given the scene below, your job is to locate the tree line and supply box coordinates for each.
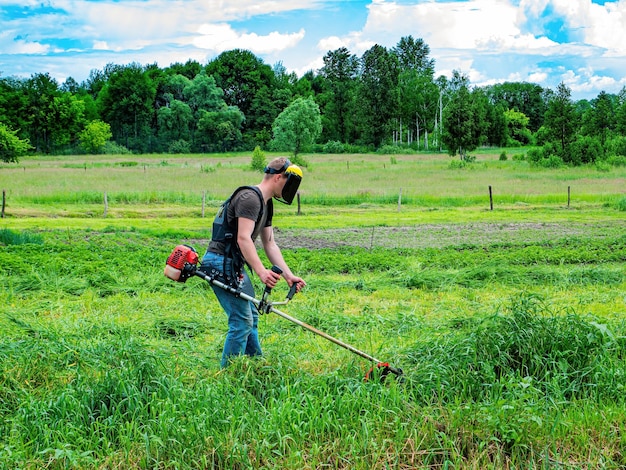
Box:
[2,35,626,166]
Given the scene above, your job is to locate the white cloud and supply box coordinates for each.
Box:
[193,23,305,54]
[561,66,626,95]
[0,30,49,54]
[551,0,626,55]
[528,71,548,83]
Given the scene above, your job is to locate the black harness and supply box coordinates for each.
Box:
[209,186,272,277]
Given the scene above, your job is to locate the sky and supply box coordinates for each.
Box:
[1,0,626,101]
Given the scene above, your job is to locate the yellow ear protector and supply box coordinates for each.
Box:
[264,159,302,205]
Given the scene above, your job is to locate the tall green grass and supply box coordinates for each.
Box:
[1,225,625,468]
[0,228,43,245]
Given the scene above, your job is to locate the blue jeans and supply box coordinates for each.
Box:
[200,251,262,368]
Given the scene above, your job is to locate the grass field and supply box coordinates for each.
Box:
[1,150,625,468]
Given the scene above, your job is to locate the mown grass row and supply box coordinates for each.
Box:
[1,225,626,469]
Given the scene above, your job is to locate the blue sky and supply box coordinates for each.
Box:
[1,0,625,100]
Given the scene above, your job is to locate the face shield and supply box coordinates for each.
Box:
[264,160,302,205]
[278,164,303,204]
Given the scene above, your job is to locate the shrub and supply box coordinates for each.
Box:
[566,135,604,165]
[595,161,611,172]
[526,147,543,164]
[539,154,564,168]
[291,153,309,168]
[78,120,112,155]
[0,122,31,162]
[606,155,626,167]
[606,135,626,156]
[527,145,563,168]
[377,145,415,155]
[322,140,345,154]
[343,143,374,154]
[499,151,508,161]
[533,125,550,146]
[250,146,266,172]
[448,159,468,169]
[103,141,132,155]
[168,139,190,154]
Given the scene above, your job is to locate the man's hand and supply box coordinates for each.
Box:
[286,275,306,292]
[259,267,281,288]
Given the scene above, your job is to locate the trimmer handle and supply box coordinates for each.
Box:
[286,282,298,300]
[264,265,283,295]
[259,265,283,314]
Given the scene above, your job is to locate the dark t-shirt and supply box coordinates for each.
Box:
[207,187,273,255]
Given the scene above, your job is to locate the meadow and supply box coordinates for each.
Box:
[1,150,625,469]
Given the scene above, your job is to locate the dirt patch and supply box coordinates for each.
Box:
[274,221,626,250]
[186,221,624,251]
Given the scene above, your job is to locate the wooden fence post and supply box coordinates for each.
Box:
[568,186,571,207]
[1,190,5,218]
[103,191,108,217]
[489,185,493,211]
[397,188,402,212]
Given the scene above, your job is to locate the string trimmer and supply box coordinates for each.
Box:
[164,244,403,382]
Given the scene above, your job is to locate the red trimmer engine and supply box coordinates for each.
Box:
[164,244,199,282]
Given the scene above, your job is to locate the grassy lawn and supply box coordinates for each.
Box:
[1,150,625,468]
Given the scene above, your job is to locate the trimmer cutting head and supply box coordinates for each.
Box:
[365,362,404,383]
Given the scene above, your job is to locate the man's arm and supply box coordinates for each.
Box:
[237,217,281,288]
[260,226,306,291]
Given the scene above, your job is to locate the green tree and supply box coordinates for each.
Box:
[484,82,546,132]
[544,82,579,156]
[392,35,438,148]
[247,63,293,149]
[183,70,226,117]
[0,122,31,162]
[486,103,508,147]
[206,49,277,144]
[78,120,112,154]
[442,84,477,159]
[584,91,615,147]
[24,73,61,153]
[183,70,245,151]
[48,92,86,152]
[392,36,435,75]
[157,97,193,145]
[165,60,203,80]
[504,108,532,145]
[271,97,322,158]
[470,87,491,147]
[319,47,359,143]
[356,44,400,147]
[197,106,245,152]
[97,63,156,152]
[616,86,626,135]
[0,77,30,142]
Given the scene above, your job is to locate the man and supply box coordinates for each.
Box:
[200,157,306,368]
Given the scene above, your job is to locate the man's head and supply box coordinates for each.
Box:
[263,157,302,204]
